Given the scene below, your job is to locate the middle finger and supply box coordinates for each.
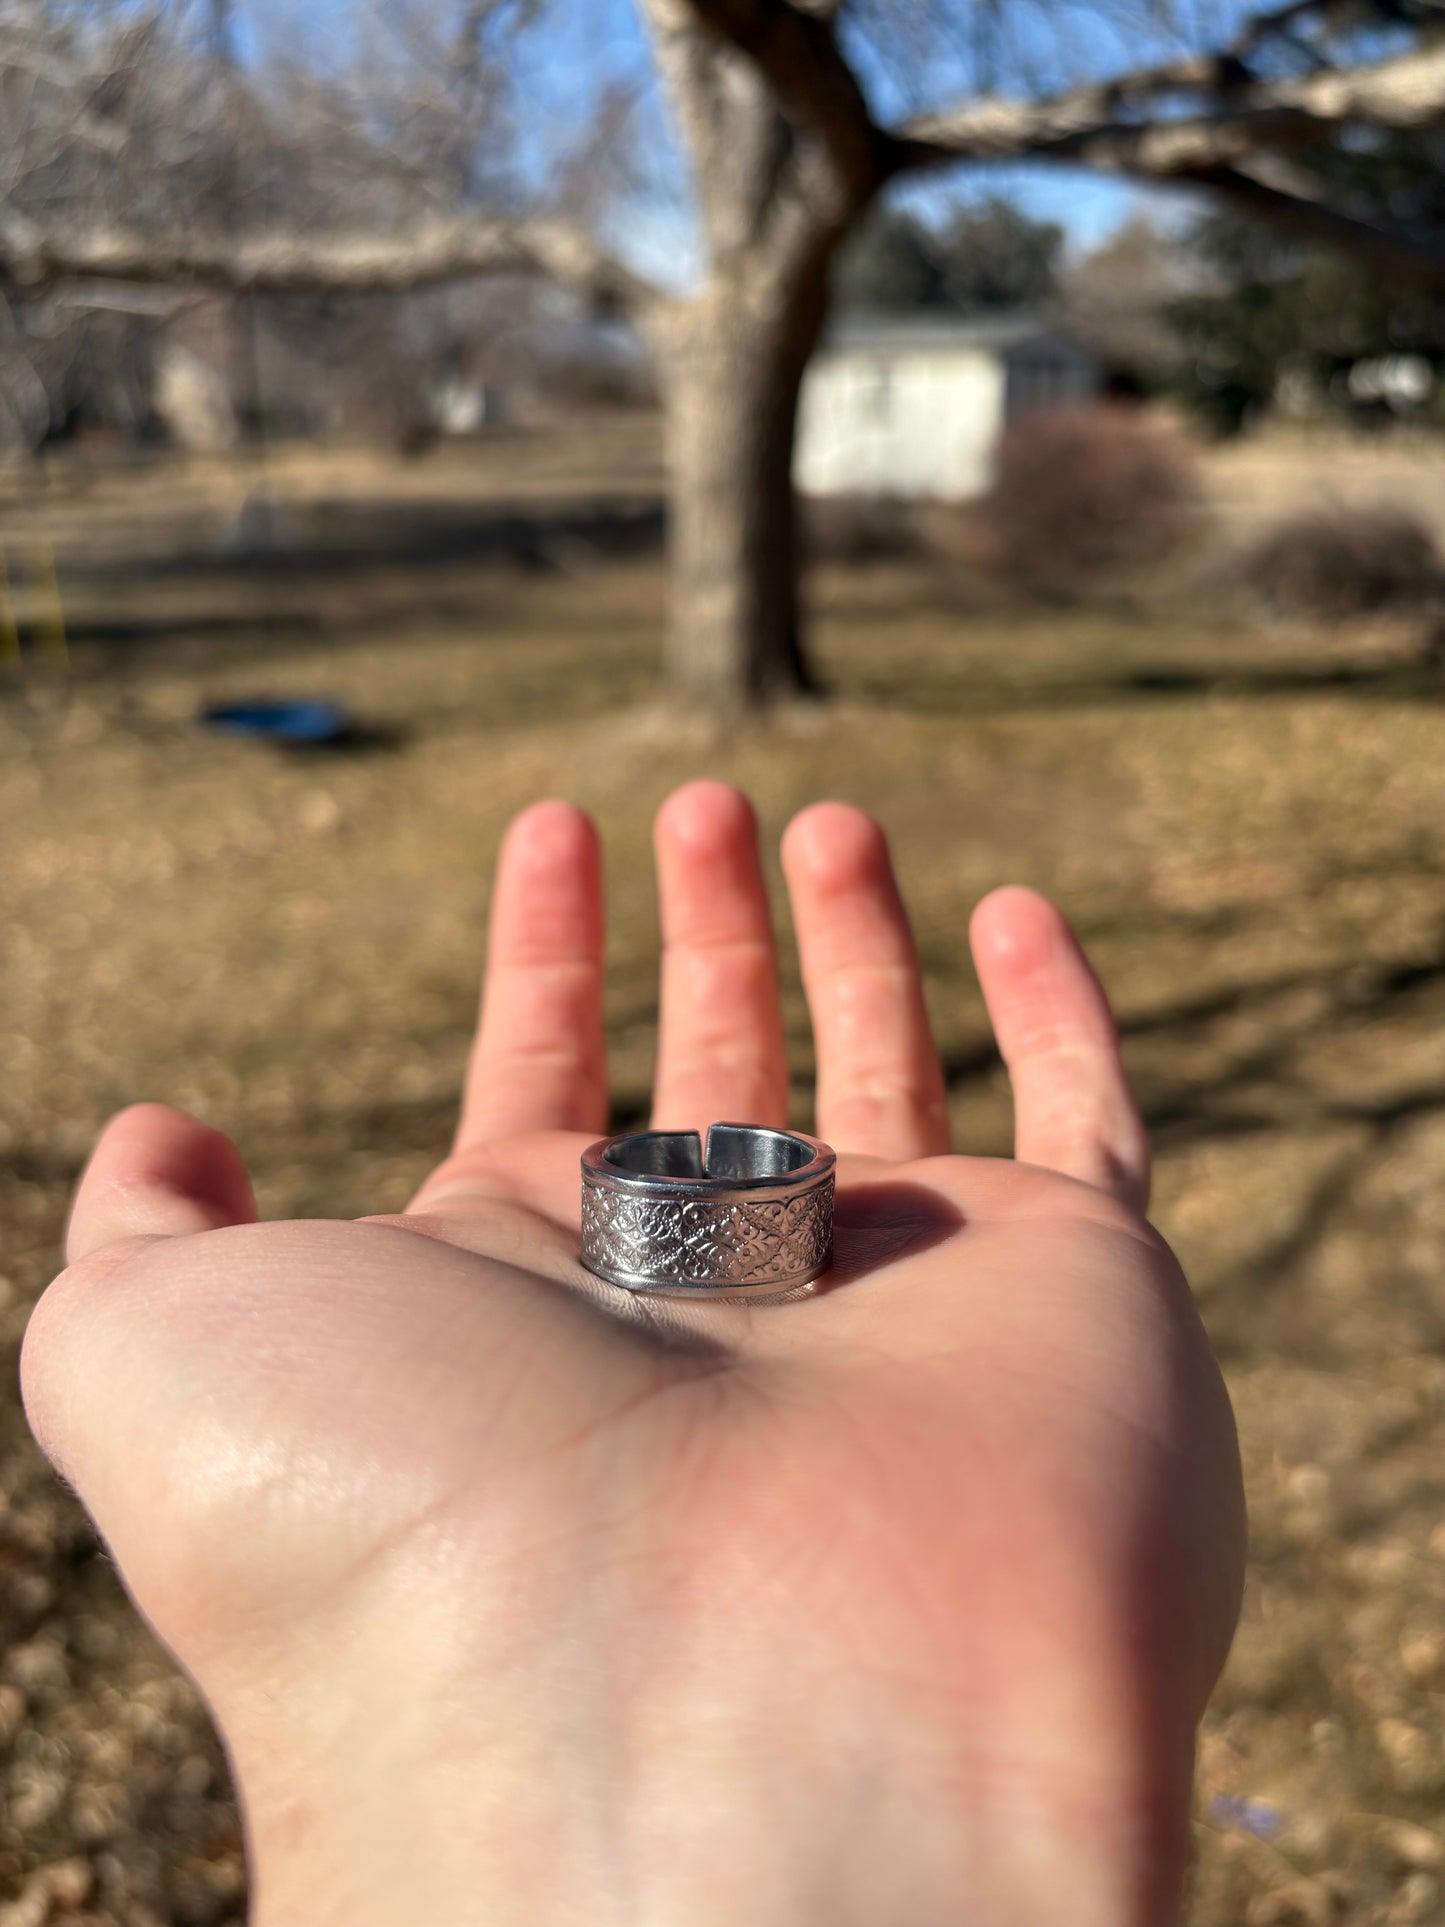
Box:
[650,782,789,1133]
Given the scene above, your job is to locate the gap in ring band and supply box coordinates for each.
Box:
[602,1123,815,1184]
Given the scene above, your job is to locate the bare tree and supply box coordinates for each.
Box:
[1059,217,1188,383]
[5,0,1445,711]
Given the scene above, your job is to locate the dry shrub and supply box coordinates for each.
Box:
[1242,506,1440,619]
[803,494,922,564]
[986,402,1201,594]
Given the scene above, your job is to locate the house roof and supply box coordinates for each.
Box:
[819,310,1086,359]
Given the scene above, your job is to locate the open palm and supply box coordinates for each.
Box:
[23,782,1244,1927]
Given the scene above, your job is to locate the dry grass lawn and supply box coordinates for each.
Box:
[5,422,1445,1924]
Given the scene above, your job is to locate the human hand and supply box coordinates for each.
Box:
[22,781,1244,1927]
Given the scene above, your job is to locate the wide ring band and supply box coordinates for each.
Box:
[580,1123,835,1299]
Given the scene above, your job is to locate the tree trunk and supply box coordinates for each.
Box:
[655,260,831,716]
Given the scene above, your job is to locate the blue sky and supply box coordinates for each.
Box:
[236,0,1228,267]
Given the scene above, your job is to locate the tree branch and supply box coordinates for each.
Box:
[1181,161,1445,282]
[900,40,1445,175]
[0,211,660,311]
[890,33,1445,281]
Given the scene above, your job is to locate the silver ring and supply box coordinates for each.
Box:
[580,1123,835,1299]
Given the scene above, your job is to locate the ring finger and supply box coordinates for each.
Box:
[782,803,950,1161]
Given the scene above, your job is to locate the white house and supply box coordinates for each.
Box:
[794,313,1096,500]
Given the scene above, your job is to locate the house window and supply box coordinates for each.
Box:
[1008,353,1073,419]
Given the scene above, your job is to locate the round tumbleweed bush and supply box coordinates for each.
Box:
[1241,506,1440,619]
[986,402,1202,594]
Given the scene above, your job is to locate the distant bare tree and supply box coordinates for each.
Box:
[5,0,1445,711]
[1059,218,1189,386]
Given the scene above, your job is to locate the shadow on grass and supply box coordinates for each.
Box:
[854,657,1445,715]
[929,924,1445,1369]
[67,500,667,588]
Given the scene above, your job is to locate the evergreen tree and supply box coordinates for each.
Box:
[1172,131,1445,431]
[834,199,1062,316]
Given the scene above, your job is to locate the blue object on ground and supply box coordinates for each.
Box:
[1209,1796,1283,1839]
[201,699,351,745]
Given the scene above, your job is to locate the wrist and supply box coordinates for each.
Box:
[225,1631,1193,1927]
[244,1756,1189,1927]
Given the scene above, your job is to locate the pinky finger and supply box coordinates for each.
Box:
[66,1104,258,1264]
